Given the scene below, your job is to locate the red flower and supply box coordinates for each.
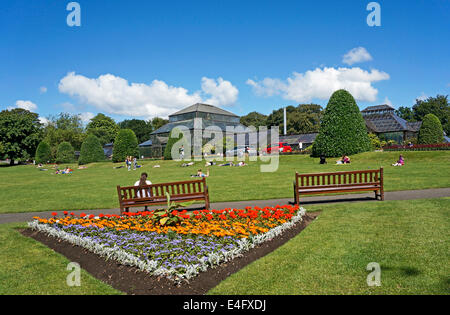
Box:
[63,211,68,216]
[51,212,58,217]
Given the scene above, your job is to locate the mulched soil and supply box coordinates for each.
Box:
[20,211,319,295]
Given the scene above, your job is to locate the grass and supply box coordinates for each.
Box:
[0,151,449,214]
[0,222,121,295]
[208,198,450,295]
[0,198,448,294]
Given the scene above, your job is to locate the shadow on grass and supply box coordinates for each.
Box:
[288,196,377,206]
[382,266,421,277]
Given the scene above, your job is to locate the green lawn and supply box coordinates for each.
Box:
[208,198,450,295]
[1,198,448,294]
[0,151,449,214]
[0,222,121,295]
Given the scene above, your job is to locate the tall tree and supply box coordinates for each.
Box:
[0,108,42,165]
[86,113,119,146]
[118,119,153,143]
[240,112,268,127]
[395,106,415,122]
[43,113,86,158]
[78,135,105,165]
[151,117,169,132]
[112,129,139,163]
[412,95,449,135]
[312,90,371,157]
[418,114,444,144]
[266,104,322,135]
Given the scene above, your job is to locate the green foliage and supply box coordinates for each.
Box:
[35,141,52,164]
[418,113,445,144]
[395,106,415,122]
[0,108,42,164]
[86,113,119,146]
[78,135,105,165]
[151,117,169,132]
[56,141,75,163]
[163,129,185,160]
[412,95,449,135]
[43,113,86,157]
[312,90,371,157]
[368,133,381,150]
[266,104,322,135]
[112,129,139,163]
[150,192,194,226]
[240,112,268,127]
[42,113,86,162]
[118,119,153,144]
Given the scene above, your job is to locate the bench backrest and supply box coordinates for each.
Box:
[117,178,207,201]
[296,168,383,188]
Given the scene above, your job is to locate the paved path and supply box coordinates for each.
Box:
[1,188,449,225]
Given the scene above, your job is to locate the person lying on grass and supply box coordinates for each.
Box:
[191,169,209,178]
[336,155,351,164]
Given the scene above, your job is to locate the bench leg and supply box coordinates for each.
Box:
[375,189,384,201]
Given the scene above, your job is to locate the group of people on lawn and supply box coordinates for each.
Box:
[319,153,404,166]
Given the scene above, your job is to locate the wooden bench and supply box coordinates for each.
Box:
[294,168,384,205]
[117,178,210,214]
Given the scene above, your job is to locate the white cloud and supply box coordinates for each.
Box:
[201,77,239,107]
[343,47,373,65]
[79,112,96,124]
[247,67,390,103]
[40,86,48,94]
[384,97,393,106]
[58,72,239,119]
[39,116,50,126]
[9,100,38,112]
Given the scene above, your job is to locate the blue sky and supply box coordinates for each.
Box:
[1,0,449,123]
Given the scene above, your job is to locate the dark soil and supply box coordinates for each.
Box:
[20,211,319,295]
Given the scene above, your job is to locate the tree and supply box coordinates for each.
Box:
[395,106,415,122]
[86,113,119,146]
[112,129,139,163]
[0,108,42,165]
[118,119,153,143]
[266,104,322,135]
[56,141,75,163]
[312,89,371,157]
[164,129,184,160]
[35,141,52,164]
[151,117,169,131]
[43,112,86,159]
[240,112,268,127]
[412,95,449,135]
[78,135,105,165]
[417,113,444,144]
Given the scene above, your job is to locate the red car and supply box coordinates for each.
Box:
[263,142,292,154]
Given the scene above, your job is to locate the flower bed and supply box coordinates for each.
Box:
[29,205,306,282]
